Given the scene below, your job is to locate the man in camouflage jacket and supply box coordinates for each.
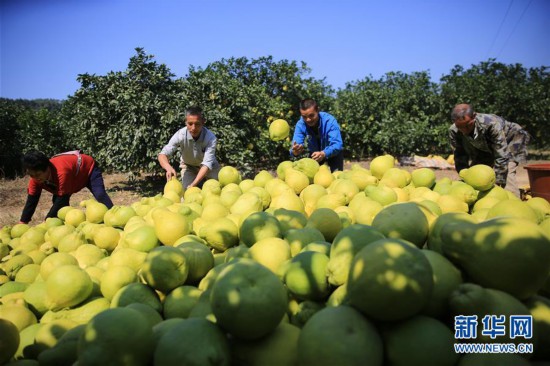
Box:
[449,103,530,197]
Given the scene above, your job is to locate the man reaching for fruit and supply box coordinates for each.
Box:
[158,106,220,188]
[19,150,113,223]
[290,98,344,172]
[449,103,530,197]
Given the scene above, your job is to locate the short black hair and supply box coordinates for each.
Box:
[22,150,50,172]
[299,98,318,111]
[185,106,204,120]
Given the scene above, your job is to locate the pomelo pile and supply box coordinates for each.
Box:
[1,154,550,365]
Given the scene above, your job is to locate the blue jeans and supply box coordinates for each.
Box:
[87,164,113,208]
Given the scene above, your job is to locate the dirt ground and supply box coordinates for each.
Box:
[0,159,541,229]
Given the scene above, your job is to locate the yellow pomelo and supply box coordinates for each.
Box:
[348,238,433,321]
[34,318,78,350]
[285,227,326,257]
[177,241,215,284]
[486,199,539,223]
[85,266,104,297]
[122,225,159,252]
[449,182,478,205]
[526,197,550,221]
[218,166,242,187]
[300,240,332,256]
[10,223,30,238]
[284,168,309,194]
[164,176,184,197]
[477,184,509,201]
[35,323,85,366]
[154,318,230,366]
[81,199,108,224]
[78,307,154,366]
[472,195,501,212]
[248,186,271,210]
[183,186,202,201]
[380,167,409,188]
[45,265,93,311]
[199,217,239,252]
[313,164,334,188]
[349,168,378,190]
[329,179,359,204]
[269,190,305,214]
[240,211,283,247]
[297,306,383,365]
[381,315,459,366]
[55,206,73,221]
[230,192,263,217]
[221,182,242,195]
[372,202,429,248]
[219,190,241,208]
[411,167,436,188]
[0,318,19,364]
[314,192,347,210]
[108,247,147,272]
[369,154,395,179]
[276,160,294,180]
[238,178,255,193]
[459,164,496,191]
[14,263,41,284]
[249,237,291,274]
[231,322,300,366]
[140,246,189,293]
[162,285,203,319]
[210,259,288,340]
[365,184,397,206]
[93,226,121,251]
[163,190,181,203]
[271,208,307,235]
[306,208,343,242]
[200,202,229,221]
[152,208,190,246]
[349,196,383,226]
[201,179,221,197]
[100,265,137,300]
[40,252,78,280]
[327,224,386,286]
[103,205,137,229]
[253,170,274,188]
[437,194,469,213]
[63,208,86,227]
[19,226,46,247]
[269,119,290,141]
[0,304,37,332]
[293,158,320,183]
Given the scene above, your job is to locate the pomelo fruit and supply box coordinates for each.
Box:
[371,202,429,248]
[210,259,287,340]
[140,246,189,294]
[459,164,496,191]
[269,119,290,141]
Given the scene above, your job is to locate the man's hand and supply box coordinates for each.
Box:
[311,151,326,162]
[292,141,304,156]
[165,167,177,181]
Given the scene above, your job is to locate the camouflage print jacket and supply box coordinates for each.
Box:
[449,113,530,186]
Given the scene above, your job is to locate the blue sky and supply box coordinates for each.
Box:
[1,0,548,100]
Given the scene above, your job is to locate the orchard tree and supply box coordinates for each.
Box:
[60,48,187,173]
[180,56,334,177]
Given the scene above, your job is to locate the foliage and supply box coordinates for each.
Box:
[59,48,187,173]
[439,60,550,149]
[179,56,334,177]
[334,71,445,158]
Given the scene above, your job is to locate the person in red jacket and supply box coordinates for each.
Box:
[19,150,113,223]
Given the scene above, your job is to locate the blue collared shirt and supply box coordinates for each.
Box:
[290,111,343,159]
[160,126,219,170]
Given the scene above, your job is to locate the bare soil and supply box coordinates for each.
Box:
[0,160,541,229]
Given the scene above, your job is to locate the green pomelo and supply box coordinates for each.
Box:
[371,202,429,248]
[154,318,230,366]
[381,315,459,366]
[210,259,287,340]
[284,251,330,301]
[162,285,203,319]
[326,224,386,286]
[441,217,550,299]
[140,246,188,294]
[297,305,383,366]
[347,238,433,321]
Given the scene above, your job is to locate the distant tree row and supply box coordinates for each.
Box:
[1,48,548,178]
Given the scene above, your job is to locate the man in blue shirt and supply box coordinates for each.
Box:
[158,106,220,188]
[290,99,344,172]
